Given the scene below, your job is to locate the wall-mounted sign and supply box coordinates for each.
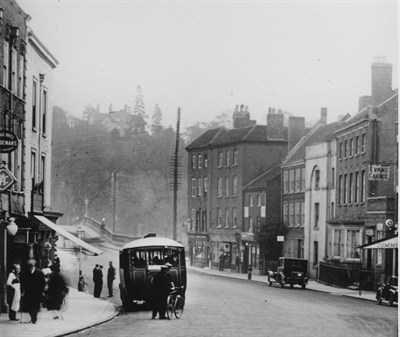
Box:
[0,130,18,153]
[0,165,16,191]
[261,206,266,217]
[365,228,374,236]
[368,164,390,181]
[244,206,249,218]
[277,235,284,242]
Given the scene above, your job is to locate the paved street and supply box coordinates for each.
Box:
[69,270,397,337]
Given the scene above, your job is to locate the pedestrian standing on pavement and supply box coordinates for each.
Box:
[47,265,69,320]
[235,255,240,273]
[107,261,116,297]
[93,264,101,298]
[98,265,104,297]
[6,264,21,321]
[151,265,171,319]
[219,253,226,271]
[21,259,46,324]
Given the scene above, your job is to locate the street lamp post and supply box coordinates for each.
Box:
[77,226,84,278]
[235,232,241,273]
[2,217,18,313]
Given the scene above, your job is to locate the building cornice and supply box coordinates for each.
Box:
[27,29,59,69]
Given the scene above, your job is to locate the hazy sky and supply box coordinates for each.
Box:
[19,0,398,129]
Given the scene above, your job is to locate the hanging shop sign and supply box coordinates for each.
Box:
[368,164,390,181]
[0,130,18,153]
[0,165,16,191]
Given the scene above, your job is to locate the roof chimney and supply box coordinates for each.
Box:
[371,56,392,104]
[266,110,284,140]
[288,116,305,151]
[233,104,255,128]
[358,95,373,111]
[320,107,327,125]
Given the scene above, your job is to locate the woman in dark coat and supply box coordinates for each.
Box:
[47,265,69,319]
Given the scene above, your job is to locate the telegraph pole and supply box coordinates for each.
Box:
[112,170,117,233]
[171,108,181,240]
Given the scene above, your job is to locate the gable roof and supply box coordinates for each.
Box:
[185,127,226,150]
[282,120,342,166]
[243,164,281,190]
[335,90,398,135]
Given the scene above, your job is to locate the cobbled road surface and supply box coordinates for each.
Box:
[70,269,398,337]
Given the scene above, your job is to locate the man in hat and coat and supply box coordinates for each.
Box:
[93,264,103,298]
[151,265,172,319]
[22,259,46,324]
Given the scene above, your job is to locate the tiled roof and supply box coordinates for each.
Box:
[283,121,342,165]
[185,128,226,150]
[336,90,398,132]
[187,124,288,150]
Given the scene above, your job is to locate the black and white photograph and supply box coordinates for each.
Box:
[0,0,398,336]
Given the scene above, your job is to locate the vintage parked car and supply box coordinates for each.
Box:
[376,276,398,306]
[267,257,308,289]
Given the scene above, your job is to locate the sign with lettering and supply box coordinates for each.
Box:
[368,164,390,181]
[261,206,266,217]
[0,130,18,153]
[0,165,16,191]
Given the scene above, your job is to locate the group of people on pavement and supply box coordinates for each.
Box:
[6,258,69,324]
[92,261,116,298]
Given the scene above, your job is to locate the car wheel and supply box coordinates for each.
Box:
[376,291,382,305]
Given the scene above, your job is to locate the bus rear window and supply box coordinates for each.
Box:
[129,248,184,268]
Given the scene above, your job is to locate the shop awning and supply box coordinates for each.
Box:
[359,236,398,249]
[34,215,103,256]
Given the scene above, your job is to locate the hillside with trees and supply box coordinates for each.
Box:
[51,98,237,239]
[51,105,188,238]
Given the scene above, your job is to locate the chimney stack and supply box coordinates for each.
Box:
[266,110,284,140]
[358,95,373,111]
[320,107,327,125]
[288,116,305,151]
[232,104,256,128]
[371,56,392,104]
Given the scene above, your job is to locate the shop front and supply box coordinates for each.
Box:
[240,232,261,275]
[188,233,209,268]
[360,235,398,286]
[208,234,239,271]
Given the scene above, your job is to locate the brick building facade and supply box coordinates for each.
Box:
[320,59,398,289]
[186,106,288,273]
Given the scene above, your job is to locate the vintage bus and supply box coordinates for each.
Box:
[119,236,186,311]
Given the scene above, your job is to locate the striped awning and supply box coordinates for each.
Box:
[359,236,398,249]
[34,215,103,255]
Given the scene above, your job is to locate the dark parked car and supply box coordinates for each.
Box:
[267,257,308,289]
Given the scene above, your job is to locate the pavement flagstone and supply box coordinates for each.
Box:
[0,287,119,337]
